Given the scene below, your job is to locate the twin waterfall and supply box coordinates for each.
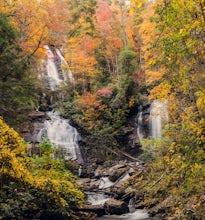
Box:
[39,45,167,163]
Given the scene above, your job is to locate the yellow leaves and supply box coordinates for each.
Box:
[0,118,84,211]
[195,89,205,114]
[129,96,135,107]
[0,117,33,183]
[149,83,172,100]
[191,163,202,172]
[60,197,68,207]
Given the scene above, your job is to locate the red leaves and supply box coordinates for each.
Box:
[97,87,112,97]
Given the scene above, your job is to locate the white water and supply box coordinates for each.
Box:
[44,45,63,90]
[150,100,168,138]
[86,192,110,205]
[44,45,73,90]
[38,45,84,162]
[99,177,115,189]
[115,172,130,183]
[55,48,74,82]
[96,209,149,220]
[44,111,83,163]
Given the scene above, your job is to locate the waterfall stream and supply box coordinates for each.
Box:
[45,111,84,163]
[43,45,73,90]
[36,45,84,163]
[150,100,168,138]
[136,100,168,140]
[44,45,64,90]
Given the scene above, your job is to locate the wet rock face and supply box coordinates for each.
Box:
[122,103,151,158]
[22,111,48,143]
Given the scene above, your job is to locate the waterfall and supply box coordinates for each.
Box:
[150,100,168,138]
[44,45,73,90]
[55,48,74,82]
[44,111,83,163]
[44,45,63,90]
[34,45,84,163]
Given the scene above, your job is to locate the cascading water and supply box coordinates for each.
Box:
[43,45,73,90]
[55,48,74,82]
[35,45,84,163]
[86,192,110,205]
[40,45,151,219]
[45,111,83,163]
[136,100,168,140]
[150,100,168,138]
[44,45,64,90]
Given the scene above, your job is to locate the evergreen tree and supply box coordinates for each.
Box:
[0,13,38,129]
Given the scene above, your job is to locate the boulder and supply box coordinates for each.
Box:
[104,199,128,215]
[28,111,47,120]
[108,167,128,182]
[76,178,91,187]
[80,204,106,216]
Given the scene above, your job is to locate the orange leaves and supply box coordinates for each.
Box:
[138,3,164,84]
[77,92,101,109]
[76,92,103,130]
[0,0,50,57]
[82,35,100,55]
[71,49,97,77]
[96,1,112,22]
[44,0,71,44]
[0,0,72,58]
[95,0,123,56]
[66,35,99,78]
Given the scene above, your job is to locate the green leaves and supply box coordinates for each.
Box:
[0,13,39,129]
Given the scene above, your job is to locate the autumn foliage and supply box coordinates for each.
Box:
[0,117,84,219]
[1,0,205,219]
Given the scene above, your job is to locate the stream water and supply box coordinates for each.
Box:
[92,209,150,220]
[149,100,168,138]
[45,111,84,163]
